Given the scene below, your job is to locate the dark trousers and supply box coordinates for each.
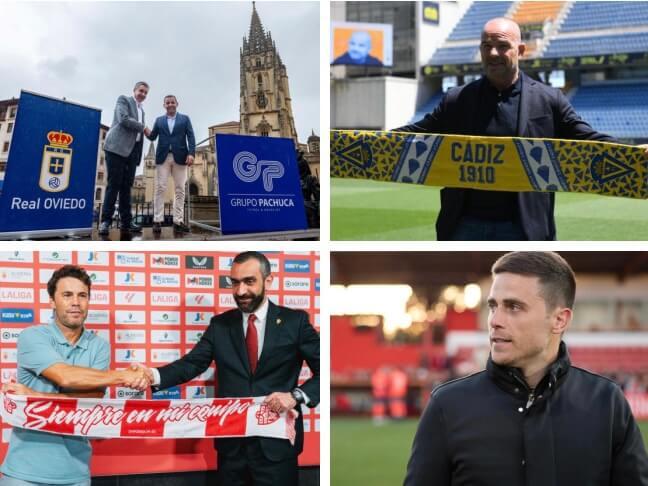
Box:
[217,438,298,486]
[101,142,141,227]
[450,216,528,241]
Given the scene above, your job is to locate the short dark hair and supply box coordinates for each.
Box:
[233,251,271,278]
[164,95,177,102]
[47,265,92,298]
[134,81,149,91]
[492,252,576,309]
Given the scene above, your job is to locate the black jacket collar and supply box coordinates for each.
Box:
[486,341,571,397]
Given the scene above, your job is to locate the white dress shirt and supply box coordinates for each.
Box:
[150,299,269,386]
[242,298,268,359]
[133,96,143,142]
[166,114,177,135]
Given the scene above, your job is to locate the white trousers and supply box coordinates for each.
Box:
[154,152,187,224]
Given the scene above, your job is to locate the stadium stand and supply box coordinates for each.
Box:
[417,1,648,140]
[429,45,479,65]
[411,90,444,122]
[446,1,513,41]
[569,82,648,139]
[430,1,512,64]
[513,1,564,25]
[511,1,566,56]
[543,31,648,58]
[569,346,648,373]
[560,1,648,32]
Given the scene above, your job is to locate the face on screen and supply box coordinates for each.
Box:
[348,31,372,62]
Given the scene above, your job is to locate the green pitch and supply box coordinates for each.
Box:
[331,178,648,240]
[332,417,648,486]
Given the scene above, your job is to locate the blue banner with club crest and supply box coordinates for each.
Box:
[0,91,100,238]
[216,134,307,234]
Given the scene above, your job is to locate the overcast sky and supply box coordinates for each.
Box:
[1,1,320,153]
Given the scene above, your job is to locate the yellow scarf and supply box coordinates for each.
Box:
[331,130,647,199]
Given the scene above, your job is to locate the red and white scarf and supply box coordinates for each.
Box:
[1,393,296,444]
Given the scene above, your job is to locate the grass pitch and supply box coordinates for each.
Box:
[332,417,648,486]
[331,178,648,240]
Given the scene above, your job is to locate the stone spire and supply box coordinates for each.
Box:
[146,141,155,158]
[243,1,274,55]
[239,1,298,144]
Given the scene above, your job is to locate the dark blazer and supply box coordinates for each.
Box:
[404,342,648,486]
[147,112,196,165]
[397,72,615,241]
[156,301,320,461]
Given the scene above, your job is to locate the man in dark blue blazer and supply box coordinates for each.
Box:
[147,95,195,234]
[398,17,635,241]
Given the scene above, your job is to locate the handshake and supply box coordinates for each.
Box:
[119,364,154,391]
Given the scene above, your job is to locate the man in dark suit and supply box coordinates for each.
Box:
[397,18,623,241]
[146,95,196,234]
[99,81,150,237]
[137,251,319,485]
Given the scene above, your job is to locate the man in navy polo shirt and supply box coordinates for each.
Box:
[0,265,149,486]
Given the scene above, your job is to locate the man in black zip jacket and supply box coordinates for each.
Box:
[404,252,648,486]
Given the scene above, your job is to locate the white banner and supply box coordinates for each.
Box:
[1,393,295,443]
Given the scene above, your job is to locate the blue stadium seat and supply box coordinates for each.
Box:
[560,2,648,32]
[410,90,445,124]
[544,32,648,58]
[447,2,513,41]
[429,45,479,65]
[570,83,648,138]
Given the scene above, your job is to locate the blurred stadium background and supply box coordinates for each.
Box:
[331,252,648,486]
[330,1,648,240]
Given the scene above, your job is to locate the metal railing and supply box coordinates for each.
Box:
[94,201,187,228]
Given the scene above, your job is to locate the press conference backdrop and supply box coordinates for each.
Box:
[0,251,320,475]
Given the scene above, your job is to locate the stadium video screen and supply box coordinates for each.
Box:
[330,21,393,67]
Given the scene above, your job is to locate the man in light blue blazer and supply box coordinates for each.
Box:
[147,95,196,234]
[99,81,150,236]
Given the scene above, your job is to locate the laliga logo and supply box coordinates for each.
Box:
[255,403,280,426]
[3,395,17,414]
[233,151,284,192]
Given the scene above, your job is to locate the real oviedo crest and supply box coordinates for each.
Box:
[39,130,73,193]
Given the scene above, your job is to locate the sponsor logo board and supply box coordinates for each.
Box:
[114,253,146,267]
[150,311,181,325]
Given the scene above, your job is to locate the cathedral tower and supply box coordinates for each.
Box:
[239,2,298,144]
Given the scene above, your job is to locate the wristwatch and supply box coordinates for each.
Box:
[291,388,306,405]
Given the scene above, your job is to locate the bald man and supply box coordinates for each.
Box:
[397,18,646,241]
[333,30,383,66]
